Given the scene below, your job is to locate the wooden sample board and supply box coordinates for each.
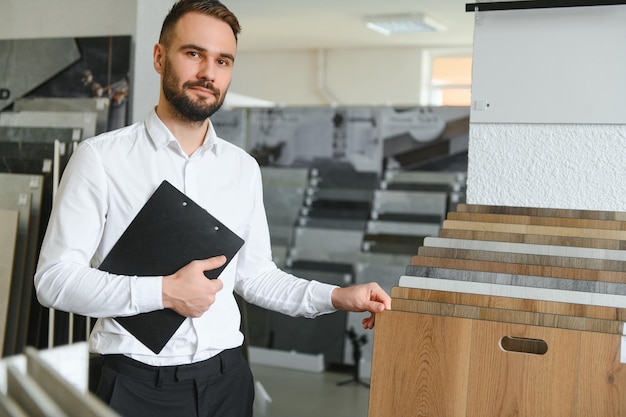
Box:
[369,203,626,417]
[369,290,626,417]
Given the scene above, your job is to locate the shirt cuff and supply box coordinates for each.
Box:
[132,276,164,312]
[309,281,339,315]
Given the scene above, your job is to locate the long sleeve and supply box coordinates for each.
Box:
[233,164,338,318]
[34,139,163,318]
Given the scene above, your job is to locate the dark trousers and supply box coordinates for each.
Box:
[94,348,254,417]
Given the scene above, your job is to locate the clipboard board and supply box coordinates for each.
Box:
[98,180,244,354]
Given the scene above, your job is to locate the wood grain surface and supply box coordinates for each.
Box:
[369,311,472,417]
[466,321,579,417]
[442,219,626,240]
[391,286,626,320]
[416,246,626,272]
[455,203,626,221]
[391,298,623,334]
[439,228,626,250]
[447,211,626,231]
[576,331,626,414]
[409,255,626,284]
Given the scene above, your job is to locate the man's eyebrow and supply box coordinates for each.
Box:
[180,43,235,62]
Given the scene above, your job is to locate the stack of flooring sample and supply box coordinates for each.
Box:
[369,204,626,417]
[288,167,377,266]
[0,126,81,356]
[363,170,466,255]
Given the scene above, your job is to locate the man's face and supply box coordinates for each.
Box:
[157,13,237,122]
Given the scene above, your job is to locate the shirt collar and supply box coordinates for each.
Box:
[145,108,222,157]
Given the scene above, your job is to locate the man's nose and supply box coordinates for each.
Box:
[197,60,215,81]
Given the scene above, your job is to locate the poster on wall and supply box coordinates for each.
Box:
[246,107,383,173]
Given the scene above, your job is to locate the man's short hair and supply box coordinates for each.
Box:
[159,0,241,46]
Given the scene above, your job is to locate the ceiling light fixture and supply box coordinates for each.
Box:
[365,13,446,35]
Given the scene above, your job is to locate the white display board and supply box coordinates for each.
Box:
[469,4,626,124]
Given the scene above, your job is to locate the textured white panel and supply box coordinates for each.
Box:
[467,123,626,211]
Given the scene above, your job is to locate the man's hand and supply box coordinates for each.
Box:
[162,256,226,317]
[331,283,391,329]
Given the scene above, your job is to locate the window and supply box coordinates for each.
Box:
[421,50,472,106]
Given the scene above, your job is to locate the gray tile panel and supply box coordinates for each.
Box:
[405,265,624,294]
[0,111,98,139]
[13,97,110,135]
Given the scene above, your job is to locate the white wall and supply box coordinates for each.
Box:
[231,48,423,107]
[467,4,626,211]
[0,0,433,123]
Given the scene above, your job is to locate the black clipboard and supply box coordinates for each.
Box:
[98,180,244,354]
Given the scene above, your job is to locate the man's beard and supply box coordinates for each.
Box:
[162,58,226,122]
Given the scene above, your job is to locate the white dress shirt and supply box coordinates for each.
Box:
[35,109,337,366]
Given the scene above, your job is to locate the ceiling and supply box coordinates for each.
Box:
[226,0,476,52]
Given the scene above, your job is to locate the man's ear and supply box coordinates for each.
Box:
[153,43,165,75]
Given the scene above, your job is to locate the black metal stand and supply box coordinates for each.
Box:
[337,327,370,388]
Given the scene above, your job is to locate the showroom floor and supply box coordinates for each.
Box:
[250,363,371,417]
